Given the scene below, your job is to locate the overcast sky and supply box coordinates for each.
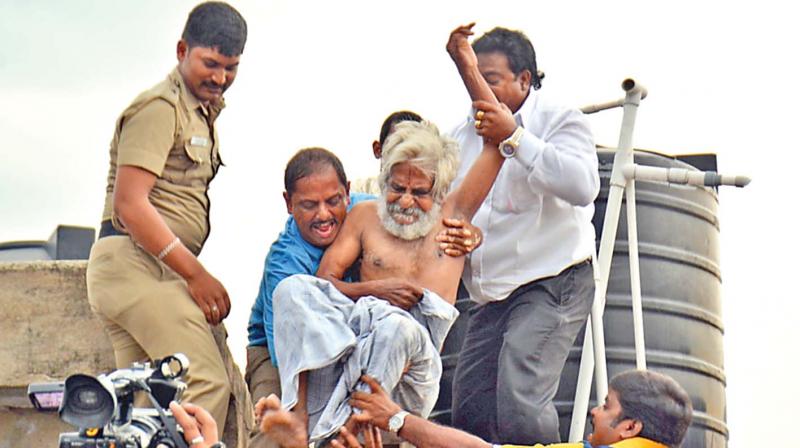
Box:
[2,1,798,445]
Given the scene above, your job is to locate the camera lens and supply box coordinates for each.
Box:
[67,383,113,415]
[60,374,115,428]
[75,388,101,408]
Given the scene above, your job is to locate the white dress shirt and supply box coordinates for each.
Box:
[451,90,600,305]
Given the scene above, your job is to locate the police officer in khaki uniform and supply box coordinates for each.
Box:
[86,2,247,432]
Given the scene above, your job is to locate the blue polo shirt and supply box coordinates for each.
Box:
[247,193,374,365]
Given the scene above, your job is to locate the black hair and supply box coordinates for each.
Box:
[378,110,423,145]
[472,27,541,90]
[284,148,348,197]
[182,2,248,56]
[610,370,693,447]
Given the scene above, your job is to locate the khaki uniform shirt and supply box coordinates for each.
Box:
[101,68,224,255]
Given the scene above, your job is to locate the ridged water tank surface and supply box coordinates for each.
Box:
[558,150,726,447]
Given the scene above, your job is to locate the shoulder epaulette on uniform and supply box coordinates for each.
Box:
[119,76,178,121]
[149,76,180,107]
[114,74,180,137]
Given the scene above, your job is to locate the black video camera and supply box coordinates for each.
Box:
[28,353,191,448]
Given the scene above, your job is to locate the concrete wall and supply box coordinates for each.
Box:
[0,261,114,387]
[0,261,252,448]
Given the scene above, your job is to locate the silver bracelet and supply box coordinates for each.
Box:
[157,237,181,260]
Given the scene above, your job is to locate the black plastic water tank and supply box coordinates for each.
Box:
[433,149,727,447]
[558,149,726,446]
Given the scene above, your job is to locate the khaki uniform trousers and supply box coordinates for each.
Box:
[245,345,281,448]
[86,236,231,430]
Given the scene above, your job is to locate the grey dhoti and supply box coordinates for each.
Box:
[272,274,458,442]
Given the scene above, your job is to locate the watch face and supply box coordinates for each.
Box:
[389,412,405,432]
[501,143,516,158]
[389,415,401,430]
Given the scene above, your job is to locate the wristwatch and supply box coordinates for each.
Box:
[388,410,410,434]
[499,126,524,158]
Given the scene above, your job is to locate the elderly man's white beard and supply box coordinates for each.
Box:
[377,192,442,241]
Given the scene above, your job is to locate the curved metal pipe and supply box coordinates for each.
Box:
[621,78,648,99]
[581,78,648,114]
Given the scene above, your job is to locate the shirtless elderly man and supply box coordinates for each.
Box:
[267,117,504,443]
[262,18,504,443]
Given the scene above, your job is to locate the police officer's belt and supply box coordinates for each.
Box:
[98,219,126,239]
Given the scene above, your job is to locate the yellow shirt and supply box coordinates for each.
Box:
[101,68,224,254]
[500,436,668,448]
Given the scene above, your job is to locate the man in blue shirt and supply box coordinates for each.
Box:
[246,150,372,377]
[245,113,482,448]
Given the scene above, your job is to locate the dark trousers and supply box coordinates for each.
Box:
[451,260,594,445]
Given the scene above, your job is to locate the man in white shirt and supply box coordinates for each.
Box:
[446,24,600,444]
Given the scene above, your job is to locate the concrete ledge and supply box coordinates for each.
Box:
[0,261,115,391]
[0,408,73,447]
[0,261,252,448]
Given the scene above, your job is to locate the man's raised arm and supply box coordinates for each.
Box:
[444,23,507,221]
[446,23,499,108]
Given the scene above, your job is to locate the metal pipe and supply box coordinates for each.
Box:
[570,251,603,441]
[622,164,752,187]
[592,85,643,389]
[590,296,609,402]
[625,180,647,370]
[569,322,595,442]
[581,99,626,115]
[621,78,648,97]
[580,79,648,114]
[570,80,646,440]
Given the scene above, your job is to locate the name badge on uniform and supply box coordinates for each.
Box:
[190,136,209,147]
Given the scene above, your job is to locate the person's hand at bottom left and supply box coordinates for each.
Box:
[170,401,220,448]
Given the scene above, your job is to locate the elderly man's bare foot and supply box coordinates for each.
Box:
[258,394,308,448]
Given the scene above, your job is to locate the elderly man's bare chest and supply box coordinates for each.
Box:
[361,228,446,276]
